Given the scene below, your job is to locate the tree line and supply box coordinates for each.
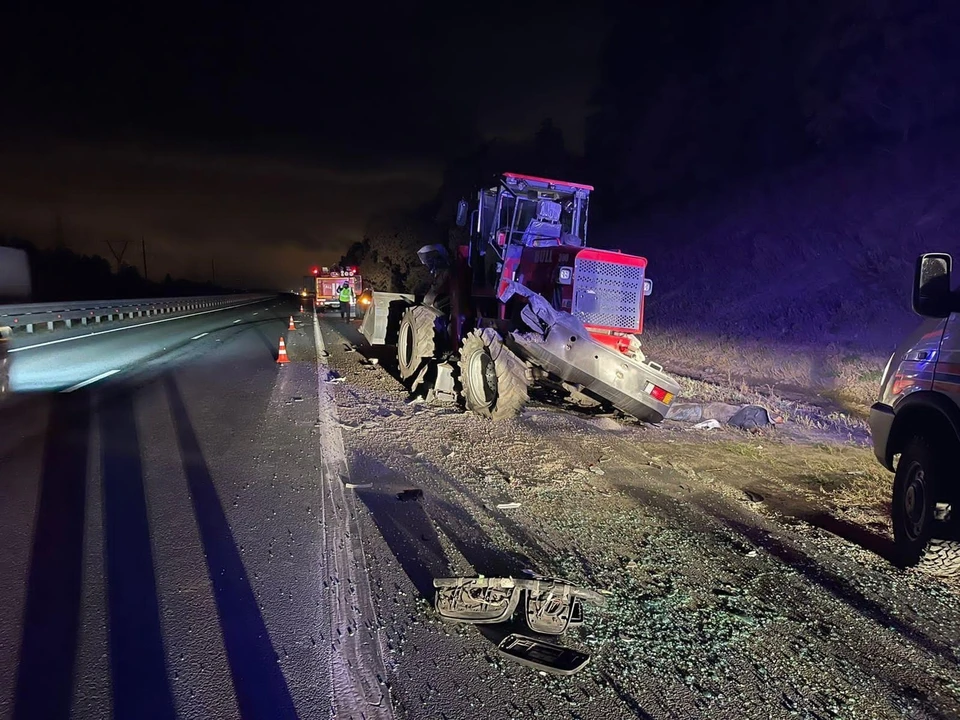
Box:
[346,1,960,293]
[0,237,231,302]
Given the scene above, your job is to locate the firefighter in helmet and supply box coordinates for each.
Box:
[338,282,354,320]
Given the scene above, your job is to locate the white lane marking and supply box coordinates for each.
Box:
[61,369,121,393]
[253,312,259,316]
[232,319,242,324]
[312,311,394,719]
[191,332,209,340]
[9,298,268,354]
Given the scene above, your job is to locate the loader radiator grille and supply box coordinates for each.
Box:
[572,255,644,331]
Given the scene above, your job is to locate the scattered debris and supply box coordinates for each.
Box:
[588,465,605,475]
[690,418,722,431]
[431,575,604,675]
[701,402,741,422]
[666,403,703,422]
[728,404,774,430]
[496,633,590,676]
[496,502,522,510]
[433,576,605,628]
[397,488,424,502]
[344,481,373,489]
[325,375,346,384]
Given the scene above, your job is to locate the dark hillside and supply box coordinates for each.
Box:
[596,128,960,409]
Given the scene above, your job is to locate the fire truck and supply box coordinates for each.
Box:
[313,265,363,313]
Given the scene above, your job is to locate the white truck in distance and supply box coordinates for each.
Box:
[0,247,32,396]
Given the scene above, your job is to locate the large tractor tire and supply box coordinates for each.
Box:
[397,305,442,382]
[459,328,529,421]
[892,435,960,578]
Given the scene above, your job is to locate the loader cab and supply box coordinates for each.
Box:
[470,173,592,291]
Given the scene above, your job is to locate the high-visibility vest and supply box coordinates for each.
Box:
[338,286,352,302]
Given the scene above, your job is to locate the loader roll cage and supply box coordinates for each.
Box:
[472,174,590,268]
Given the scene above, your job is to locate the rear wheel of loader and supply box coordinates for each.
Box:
[397,305,441,382]
[459,328,529,421]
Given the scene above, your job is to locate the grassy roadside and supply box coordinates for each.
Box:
[641,328,889,419]
[636,438,891,529]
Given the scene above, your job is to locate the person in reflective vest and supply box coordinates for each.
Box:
[338,283,354,320]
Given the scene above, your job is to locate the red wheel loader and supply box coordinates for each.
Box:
[359,172,680,422]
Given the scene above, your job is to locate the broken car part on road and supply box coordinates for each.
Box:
[432,575,604,675]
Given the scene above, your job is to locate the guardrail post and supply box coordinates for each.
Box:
[47,321,55,331]
[64,319,72,328]
[95,316,101,323]
[26,324,34,333]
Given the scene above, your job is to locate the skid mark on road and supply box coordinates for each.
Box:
[312,311,395,719]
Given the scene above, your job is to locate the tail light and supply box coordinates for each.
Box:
[645,382,674,404]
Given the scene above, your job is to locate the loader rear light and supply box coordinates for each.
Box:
[645,382,673,404]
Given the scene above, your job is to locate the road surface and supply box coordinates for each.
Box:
[1,300,959,719]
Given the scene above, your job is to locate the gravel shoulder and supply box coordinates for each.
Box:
[314,314,960,720]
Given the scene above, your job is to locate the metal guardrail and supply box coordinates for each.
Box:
[0,294,275,333]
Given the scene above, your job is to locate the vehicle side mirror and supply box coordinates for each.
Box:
[913,252,953,318]
[455,199,469,227]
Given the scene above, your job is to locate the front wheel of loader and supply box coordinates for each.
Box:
[397,305,441,382]
[459,328,529,421]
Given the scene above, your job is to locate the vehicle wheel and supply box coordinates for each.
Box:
[459,328,529,421]
[892,436,960,576]
[397,305,442,382]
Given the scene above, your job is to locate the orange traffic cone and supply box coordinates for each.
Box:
[299,304,304,314]
[277,337,290,364]
[289,316,296,330]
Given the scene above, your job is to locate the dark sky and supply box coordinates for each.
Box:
[0,3,606,288]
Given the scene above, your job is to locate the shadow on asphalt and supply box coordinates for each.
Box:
[99,392,176,719]
[354,456,537,600]
[14,378,303,720]
[715,514,959,666]
[13,391,90,720]
[742,480,901,566]
[164,374,299,720]
[618,476,960,668]
[355,453,654,713]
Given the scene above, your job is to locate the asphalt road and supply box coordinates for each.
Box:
[0,296,352,719]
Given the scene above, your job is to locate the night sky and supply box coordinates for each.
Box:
[0,3,606,288]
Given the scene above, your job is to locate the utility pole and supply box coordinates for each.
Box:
[141,236,149,282]
[104,239,129,273]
